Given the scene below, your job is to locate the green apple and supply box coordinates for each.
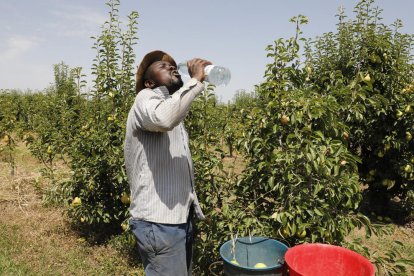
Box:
[121,221,129,231]
[297,229,307,238]
[120,192,130,205]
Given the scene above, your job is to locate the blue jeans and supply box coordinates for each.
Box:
[129,216,194,276]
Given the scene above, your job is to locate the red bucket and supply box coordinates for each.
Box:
[285,243,375,276]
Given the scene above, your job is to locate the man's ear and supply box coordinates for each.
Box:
[144,79,155,89]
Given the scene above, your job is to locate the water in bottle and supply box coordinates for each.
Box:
[177,62,231,86]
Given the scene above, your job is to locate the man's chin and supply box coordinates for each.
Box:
[168,79,184,94]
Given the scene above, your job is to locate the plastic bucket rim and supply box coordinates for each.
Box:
[219,236,289,271]
[285,243,375,275]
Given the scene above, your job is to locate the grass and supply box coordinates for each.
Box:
[347,225,414,275]
[0,142,144,276]
[0,224,31,275]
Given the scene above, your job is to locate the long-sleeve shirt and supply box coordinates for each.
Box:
[124,78,205,224]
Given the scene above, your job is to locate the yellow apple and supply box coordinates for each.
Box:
[71,197,82,207]
[121,221,129,231]
[254,263,267,268]
[363,74,371,82]
[2,134,9,144]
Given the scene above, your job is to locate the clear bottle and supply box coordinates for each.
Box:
[177,62,231,86]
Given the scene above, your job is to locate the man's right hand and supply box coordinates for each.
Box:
[187,58,212,83]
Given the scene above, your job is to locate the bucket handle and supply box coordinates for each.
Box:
[208,260,223,276]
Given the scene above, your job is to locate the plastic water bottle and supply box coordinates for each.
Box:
[177,62,231,86]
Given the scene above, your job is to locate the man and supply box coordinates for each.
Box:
[124,50,211,275]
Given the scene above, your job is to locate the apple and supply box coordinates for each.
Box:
[2,134,9,144]
[254,263,267,268]
[396,110,404,118]
[405,105,413,113]
[343,132,349,140]
[363,74,371,82]
[280,115,290,125]
[366,175,374,182]
[406,132,412,141]
[121,221,129,231]
[382,179,393,187]
[297,229,307,238]
[71,197,82,207]
[404,164,412,173]
[120,192,130,205]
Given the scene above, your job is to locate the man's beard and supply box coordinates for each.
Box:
[168,77,184,94]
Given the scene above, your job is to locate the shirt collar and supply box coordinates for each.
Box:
[153,86,170,97]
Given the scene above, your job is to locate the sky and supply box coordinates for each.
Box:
[1,0,414,102]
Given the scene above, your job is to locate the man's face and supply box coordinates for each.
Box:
[144,60,183,94]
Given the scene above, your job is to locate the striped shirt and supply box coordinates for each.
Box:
[124,78,205,224]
